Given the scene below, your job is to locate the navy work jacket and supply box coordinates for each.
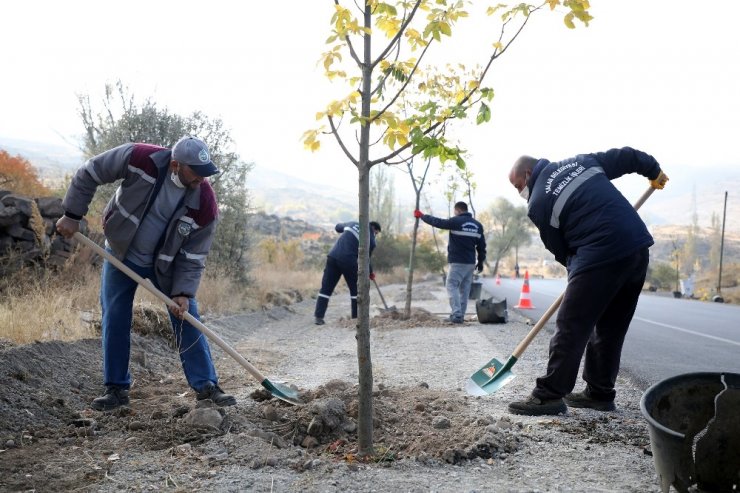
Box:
[525,146,661,277]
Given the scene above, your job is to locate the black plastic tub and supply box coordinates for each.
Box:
[640,372,740,492]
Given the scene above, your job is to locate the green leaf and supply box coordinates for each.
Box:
[476,102,491,125]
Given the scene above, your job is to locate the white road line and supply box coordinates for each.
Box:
[634,316,740,347]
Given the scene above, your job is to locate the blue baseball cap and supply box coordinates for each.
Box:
[172,136,220,177]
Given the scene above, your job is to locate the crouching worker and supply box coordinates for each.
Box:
[56,136,236,411]
[314,221,381,325]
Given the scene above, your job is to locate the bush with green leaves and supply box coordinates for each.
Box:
[372,235,445,273]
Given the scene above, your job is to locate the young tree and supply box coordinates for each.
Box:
[0,150,50,196]
[303,0,591,456]
[77,81,253,281]
[480,197,531,275]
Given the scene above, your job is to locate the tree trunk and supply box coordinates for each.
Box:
[356,3,374,457]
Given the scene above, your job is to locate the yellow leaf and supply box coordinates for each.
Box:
[563,12,575,29]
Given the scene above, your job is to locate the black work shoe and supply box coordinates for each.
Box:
[564,391,616,411]
[196,383,236,407]
[91,386,130,411]
[508,395,567,416]
[314,317,325,325]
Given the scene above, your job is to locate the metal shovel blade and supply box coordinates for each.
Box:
[261,379,303,406]
[466,355,517,395]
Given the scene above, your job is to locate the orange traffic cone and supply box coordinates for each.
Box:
[495,274,501,286]
[514,270,535,309]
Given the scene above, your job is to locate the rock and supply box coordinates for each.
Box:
[0,206,22,228]
[174,443,192,456]
[414,403,426,412]
[1,194,33,217]
[433,416,451,429]
[301,436,319,448]
[5,439,16,448]
[183,408,223,430]
[262,405,280,422]
[342,420,357,433]
[418,382,430,388]
[128,421,147,431]
[247,429,287,449]
[309,397,346,430]
[36,197,64,218]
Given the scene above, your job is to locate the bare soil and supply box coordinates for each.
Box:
[0,280,661,492]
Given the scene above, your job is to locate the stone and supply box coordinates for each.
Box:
[182,408,223,430]
[433,416,451,429]
[0,206,22,227]
[36,197,64,218]
[301,436,319,448]
[1,194,33,217]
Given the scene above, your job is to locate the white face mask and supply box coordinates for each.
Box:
[519,186,530,201]
[171,170,185,189]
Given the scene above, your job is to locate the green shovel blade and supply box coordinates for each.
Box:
[261,379,304,406]
[465,355,518,396]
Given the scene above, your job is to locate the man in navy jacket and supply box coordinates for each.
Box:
[415,202,486,323]
[314,221,381,325]
[507,147,668,415]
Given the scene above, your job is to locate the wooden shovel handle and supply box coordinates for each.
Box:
[73,232,269,383]
[511,186,655,358]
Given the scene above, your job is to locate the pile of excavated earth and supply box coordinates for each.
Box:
[0,280,661,492]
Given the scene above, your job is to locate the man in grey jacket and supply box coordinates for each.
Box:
[56,136,235,411]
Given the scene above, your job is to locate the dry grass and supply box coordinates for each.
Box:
[0,264,101,344]
[249,264,321,306]
[0,259,324,344]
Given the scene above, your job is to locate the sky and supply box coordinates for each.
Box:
[2,0,740,210]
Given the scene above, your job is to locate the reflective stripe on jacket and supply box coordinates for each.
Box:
[420,212,486,265]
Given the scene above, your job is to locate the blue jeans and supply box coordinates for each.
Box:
[446,263,475,321]
[100,255,218,391]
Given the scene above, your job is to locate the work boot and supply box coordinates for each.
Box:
[196,383,236,407]
[91,386,130,411]
[314,317,325,325]
[564,391,616,411]
[508,395,567,416]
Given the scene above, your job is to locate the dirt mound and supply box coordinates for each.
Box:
[249,379,521,465]
[337,308,450,329]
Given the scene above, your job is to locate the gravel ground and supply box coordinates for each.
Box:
[0,280,662,492]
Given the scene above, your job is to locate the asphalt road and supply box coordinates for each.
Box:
[478,275,740,390]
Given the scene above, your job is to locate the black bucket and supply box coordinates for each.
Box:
[640,372,740,492]
[468,281,482,300]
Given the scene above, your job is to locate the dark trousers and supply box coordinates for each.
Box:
[314,256,358,319]
[532,248,649,401]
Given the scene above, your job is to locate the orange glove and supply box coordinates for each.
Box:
[413,210,423,219]
[650,170,669,190]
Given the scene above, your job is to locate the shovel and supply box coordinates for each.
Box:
[74,232,303,406]
[466,186,656,396]
[372,278,397,312]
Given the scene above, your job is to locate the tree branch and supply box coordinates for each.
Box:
[372,0,423,69]
[370,38,433,124]
[327,114,359,165]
